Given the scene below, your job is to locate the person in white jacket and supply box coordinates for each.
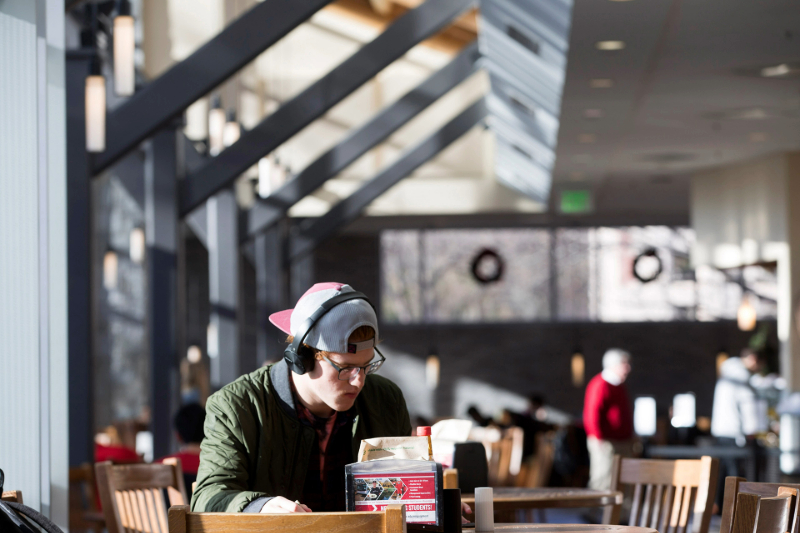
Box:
[711,349,763,443]
[710,348,764,507]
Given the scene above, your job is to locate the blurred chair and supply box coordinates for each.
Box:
[1,490,22,504]
[720,477,800,533]
[167,503,407,533]
[604,454,719,533]
[69,463,105,533]
[96,458,187,533]
[453,442,489,494]
[516,431,556,488]
[444,468,459,490]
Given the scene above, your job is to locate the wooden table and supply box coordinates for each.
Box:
[461,487,623,511]
[464,525,656,533]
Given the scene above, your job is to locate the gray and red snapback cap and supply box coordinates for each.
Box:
[269,282,378,354]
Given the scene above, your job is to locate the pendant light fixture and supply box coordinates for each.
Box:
[113,0,135,96]
[222,109,241,147]
[85,4,105,152]
[737,292,757,331]
[85,55,106,152]
[208,95,225,156]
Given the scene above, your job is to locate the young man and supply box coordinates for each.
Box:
[191,282,412,513]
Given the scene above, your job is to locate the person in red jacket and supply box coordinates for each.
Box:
[583,348,634,491]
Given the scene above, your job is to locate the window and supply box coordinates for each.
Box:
[380,226,777,324]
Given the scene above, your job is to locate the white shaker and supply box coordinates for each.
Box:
[474,486,494,532]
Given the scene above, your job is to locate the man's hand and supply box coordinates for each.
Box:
[259,496,312,513]
[461,502,473,524]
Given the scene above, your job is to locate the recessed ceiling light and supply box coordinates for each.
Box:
[749,132,768,142]
[578,134,597,144]
[596,40,625,51]
[761,64,792,77]
[590,78,614,89]
[584,109,605,119]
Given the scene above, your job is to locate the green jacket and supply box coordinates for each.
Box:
[190,359,412,512]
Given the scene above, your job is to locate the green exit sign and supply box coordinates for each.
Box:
[560,190,593,214]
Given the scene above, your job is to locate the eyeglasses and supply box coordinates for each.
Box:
[322,348,385,381]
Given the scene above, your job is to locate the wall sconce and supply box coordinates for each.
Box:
[222,109,241,147]
[113,0,135,96]
[208,95,225,156]
[737,293,757,331]
[187,345,202,364]
[103,251,118,290]
[85,56,106,152]
[129,227,145,264]
[426,354,440,390]
[571,352,585,387]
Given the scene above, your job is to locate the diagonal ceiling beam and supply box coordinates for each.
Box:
[289,98,487,260]
[180,0,475,217]
[245,40,480,241]
[93,0,334,175]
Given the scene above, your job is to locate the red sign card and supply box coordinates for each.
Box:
[353,472,437,524]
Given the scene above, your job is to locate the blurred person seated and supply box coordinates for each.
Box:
[467,405,492,427]
[499,394,555,460]
[94,426,141,464]
[157,403,206,489]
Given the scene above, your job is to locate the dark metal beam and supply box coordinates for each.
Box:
[181,0,474,217]
[66,50,94,467]
[290,98,487,259]
[145,128,181,459]
[93,0,333,174]
[245,40,480,240]
[255,221,289,366]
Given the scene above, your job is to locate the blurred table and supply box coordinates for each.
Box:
[464,525,656,533]
[646,444,781,482]
[462,487,623,511]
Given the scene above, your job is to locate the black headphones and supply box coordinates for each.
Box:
[283,291,374,375]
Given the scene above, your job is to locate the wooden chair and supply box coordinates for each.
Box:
[96,458,187,533]
[168,503,407,533]
[444,468,459,490]
[1,490,22,504]
[486,426,524,486]
[516,431,556,488]
[70,463,105,533]
[604,455,719,533]
[720,477,800,533]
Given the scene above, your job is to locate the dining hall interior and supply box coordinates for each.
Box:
[3,0,800,532]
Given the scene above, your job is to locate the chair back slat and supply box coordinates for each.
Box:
[757,494,792,533]
[650,484,664,530]
[97,460,187,533]
[607,455,718,533]
[630,483,643,526]
[639,483,654,527]
[678,486,695,533]
[168,504,407,533]
[720,478,800,533]
[154,488,169,533]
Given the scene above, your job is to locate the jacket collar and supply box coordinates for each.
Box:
[270,359,298,419]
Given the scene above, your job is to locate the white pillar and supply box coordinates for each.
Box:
[0,0,68,526]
